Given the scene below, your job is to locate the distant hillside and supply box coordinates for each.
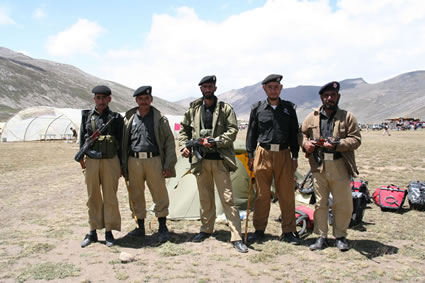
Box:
[0,47,186,121]
[218,73,425,123]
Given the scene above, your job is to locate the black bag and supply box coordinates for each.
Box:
[407,181,425,210]
[328,191,368,227]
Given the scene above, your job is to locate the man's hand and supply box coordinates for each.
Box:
[292,159,298,170]
[323,141,337,150]
[248,157,254,171]
[163,169,173,177]
[201,137,214,148]
[181,147,190,158]
[303,140,317,153]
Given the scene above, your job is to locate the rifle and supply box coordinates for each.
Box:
[306,137,340,165]
[185,137,216,163]
[74,115,116,168]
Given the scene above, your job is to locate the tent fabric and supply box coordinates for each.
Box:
[1,106,81,142]
[1,106,183,142]
[166,156,251,220]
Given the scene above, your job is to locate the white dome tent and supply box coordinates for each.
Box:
[1,106,184,142]
[1,106,81,142]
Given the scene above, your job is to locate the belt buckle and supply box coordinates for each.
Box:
[270,144,279,152]
[139,152,148,159]
[324,153,334,161]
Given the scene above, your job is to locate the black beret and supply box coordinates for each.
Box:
[92,85,111,95]
[198,75,216,86]
[319,81,340,94]
[262,74,282,85]
[133,86,152,97]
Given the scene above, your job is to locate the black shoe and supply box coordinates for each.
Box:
[247,230,265,243]
[309,237,328,250]
[280,232,301,245]
[192,232,211,243]
[105,231,116,247]
[158,217,169,243]
[128,219,145,237]
[232,240,248,253]
[336,237,349,251]
[81,232,97,248]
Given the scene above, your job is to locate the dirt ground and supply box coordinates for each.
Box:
[0,130,425,282]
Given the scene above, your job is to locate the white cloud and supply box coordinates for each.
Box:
[96,0,425,101]
[33,8,46,20]
[46,19,104,56]
[0,7,15,25]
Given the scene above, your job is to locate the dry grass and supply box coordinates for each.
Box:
[0,130,425,282]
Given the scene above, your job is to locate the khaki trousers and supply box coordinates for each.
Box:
[196,159,242,242]
[128,156,169,219]
[85,156,121,231]
[312,158,353,238]
[253,147,296,233]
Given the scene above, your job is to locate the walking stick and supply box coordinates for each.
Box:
[244,168,254,244]
[124,177,139,228]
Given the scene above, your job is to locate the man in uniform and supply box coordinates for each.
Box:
[122,86,177,243]
[79,85,123,248]
[179,75,248,253]
[301,81,361,251]
[246,74,300,245]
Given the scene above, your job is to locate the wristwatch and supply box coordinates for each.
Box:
[292,157,298,161]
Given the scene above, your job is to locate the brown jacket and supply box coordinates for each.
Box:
[301,106,361,177]
[122,106,177,178]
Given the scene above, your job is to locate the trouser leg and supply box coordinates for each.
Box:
[99,156,121,231]
[213,160,242,242]
[85,158,105,230]
[196,160,216,234]
[145,157,169,218]
[274,150,296,233]
[128,157,147,219]
[252,147,273,231]
[312,171,331,237]
[328,159,353,238]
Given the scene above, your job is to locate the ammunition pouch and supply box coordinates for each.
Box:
[92,135,118,159]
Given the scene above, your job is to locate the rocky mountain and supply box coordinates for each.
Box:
[0,47,186,121]
[218,72,425,123]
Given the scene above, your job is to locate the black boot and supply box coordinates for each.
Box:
[336,237,349,251]
[128,219,145,237]
[309,237,329,250]
[247,230,265,243]
[81,230,97,248]
[158,217,169,243]
[105,231,116,247]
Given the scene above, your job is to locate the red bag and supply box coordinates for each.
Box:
[372,185,407,211]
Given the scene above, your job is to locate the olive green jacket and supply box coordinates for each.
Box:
[301,106,361,177]
[178,97,238,174]
[122,106,177,178]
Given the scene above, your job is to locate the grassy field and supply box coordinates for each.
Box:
[0,130,424,282]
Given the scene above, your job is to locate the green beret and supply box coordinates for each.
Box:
[198,75,216,86]
[133,86,152,97]
[319,81,340,94]
[262,74,282,85]
[92,85,111,95]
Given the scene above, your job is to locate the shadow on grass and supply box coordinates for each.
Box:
[115,231,199,248]
[351,239,399,260]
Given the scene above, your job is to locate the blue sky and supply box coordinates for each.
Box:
[1,0,424,101]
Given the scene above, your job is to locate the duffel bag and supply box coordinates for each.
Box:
[328,191,368,227]
[351,179,372,203]
[407,181,425,210]
[372,185,407,211]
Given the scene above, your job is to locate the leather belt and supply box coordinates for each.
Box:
[130,151,159,159]
[259,143,288,151]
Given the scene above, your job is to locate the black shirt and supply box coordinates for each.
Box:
[201,100,216,130]
[79,107,124,161]
[130,109,159,154]
[246,99,299,158]
[320,107,339,154]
